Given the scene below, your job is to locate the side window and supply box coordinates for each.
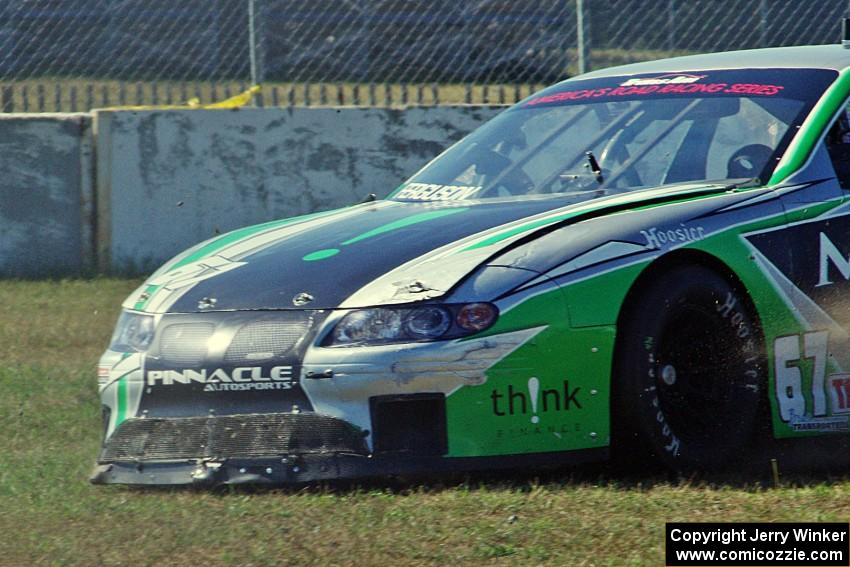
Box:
[707,99,789,181]
[826,105,850,189]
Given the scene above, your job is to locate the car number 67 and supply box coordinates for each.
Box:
[774,331,829,421]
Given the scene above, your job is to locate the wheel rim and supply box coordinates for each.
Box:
[654,301,745,445]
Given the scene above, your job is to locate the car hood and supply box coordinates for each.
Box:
[125,182,734,313]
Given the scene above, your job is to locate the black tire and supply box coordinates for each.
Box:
[613,264,766,472]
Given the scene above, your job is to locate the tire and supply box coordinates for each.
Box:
[613,264,765,472]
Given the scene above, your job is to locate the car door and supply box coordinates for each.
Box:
[746,105,850,435]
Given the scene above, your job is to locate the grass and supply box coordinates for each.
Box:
[4,278,850,565]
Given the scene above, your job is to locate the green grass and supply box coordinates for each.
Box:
[4,278,850,566]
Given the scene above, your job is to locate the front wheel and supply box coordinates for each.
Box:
[613,264,765,472]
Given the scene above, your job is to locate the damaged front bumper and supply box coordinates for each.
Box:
[91,449,609,486]
[91,454,381,486]
[90,410,607,485]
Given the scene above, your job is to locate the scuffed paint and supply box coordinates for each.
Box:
[301,325,546,451]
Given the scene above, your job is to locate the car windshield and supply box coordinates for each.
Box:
[391,68,837,202]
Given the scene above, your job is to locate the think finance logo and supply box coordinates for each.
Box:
[491,377,582,423]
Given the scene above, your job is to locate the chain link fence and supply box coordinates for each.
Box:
[0,0,847,112]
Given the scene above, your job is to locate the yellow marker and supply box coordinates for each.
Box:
[103,85,260,111]
[202,85,260,109]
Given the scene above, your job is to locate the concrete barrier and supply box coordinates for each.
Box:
[0,106,505,276]
[94,106,504,272]
[0,113,93,277]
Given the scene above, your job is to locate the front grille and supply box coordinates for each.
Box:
[224,317,309,363]
[158,323,215,365]
[100,413,368,462]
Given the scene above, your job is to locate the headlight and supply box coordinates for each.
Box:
[404,306,451,339]
[109,312,155,352]
[326,303,498,346]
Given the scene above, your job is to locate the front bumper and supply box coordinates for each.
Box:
[97,412,369,461]
[91,449,609,486]
[91,410,607,485]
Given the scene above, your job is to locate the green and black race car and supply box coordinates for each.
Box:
[93,44,850,485]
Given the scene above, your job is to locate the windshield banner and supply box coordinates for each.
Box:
[524,69,837,108]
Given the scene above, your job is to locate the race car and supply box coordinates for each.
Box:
[92,43,850,485]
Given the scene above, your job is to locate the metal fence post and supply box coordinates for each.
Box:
[361,3,371,86]
[667,0,677,51]
[248,0,266,105]
[576,0,591,74]
[249,0,257,85]
[248,0,267,105]
[759,0,768,47]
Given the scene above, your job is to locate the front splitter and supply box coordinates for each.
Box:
[90,448,609,486]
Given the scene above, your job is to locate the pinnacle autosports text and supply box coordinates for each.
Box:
[147,366,294,389]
